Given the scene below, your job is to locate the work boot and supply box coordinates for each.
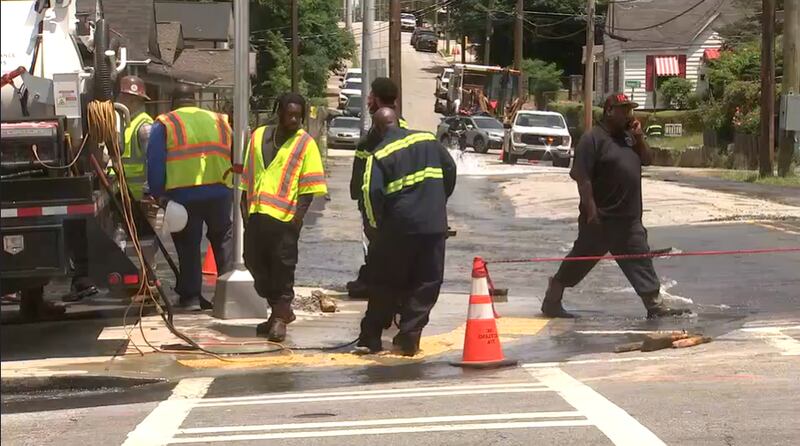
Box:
[346,279,369,300]
[646,305,692,319]
[258,303,296,343]
[392,331,421,357]
[176,296,205,312]
[355,336,383,354]
[62,277,99,303]
[540,277,575,318]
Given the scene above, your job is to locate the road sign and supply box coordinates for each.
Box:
[625,80,641,89]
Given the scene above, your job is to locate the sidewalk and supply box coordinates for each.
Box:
[645,166,800,208]
[0,286,549,383]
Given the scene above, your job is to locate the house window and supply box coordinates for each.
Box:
[646,54,687,91]
[613,58,620,92]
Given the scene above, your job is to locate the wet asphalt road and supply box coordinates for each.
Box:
[4,29,800,446]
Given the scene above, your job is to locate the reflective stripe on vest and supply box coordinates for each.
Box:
[385,167,443,194]
[123,112,153,199]
[157,107,232,191]
[362,155,377,228]
[244,126,314,222]
[353,118,409,160]
[374,132,436,160]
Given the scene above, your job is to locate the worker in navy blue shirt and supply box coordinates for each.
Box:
[357,107,456,356]
[147,85,234,310]
[541,93,691,320]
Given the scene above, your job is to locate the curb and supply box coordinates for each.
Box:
[1,375,165,396]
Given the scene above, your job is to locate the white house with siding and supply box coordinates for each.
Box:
[593,0,747,109]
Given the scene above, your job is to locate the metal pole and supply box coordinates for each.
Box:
[514,0,524,98]
[213,0,266,319]
[484,0,493,64]
[778,0,799,177]
[346,0,353,31]
[760,0,775,177]
[389,0,402,114]
[361,0,374,133]
[583,0,595,132]
[291,0,300,92]
[445,6,450,54]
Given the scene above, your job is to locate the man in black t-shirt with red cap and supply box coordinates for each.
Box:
[541,93,691,320]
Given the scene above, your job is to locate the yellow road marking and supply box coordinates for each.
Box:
[178,317,550,370]
[754,221,800,236]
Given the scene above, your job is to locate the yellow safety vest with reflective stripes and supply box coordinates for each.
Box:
[241,126,328,222]
[362,130,441,229]
[122,112,153,199]
[156,107,233,191]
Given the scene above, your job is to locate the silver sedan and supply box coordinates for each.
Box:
[327,117,361,150]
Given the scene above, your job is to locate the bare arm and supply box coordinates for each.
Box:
[629,120,652,166]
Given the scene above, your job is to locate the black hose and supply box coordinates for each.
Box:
[93,19,113,101]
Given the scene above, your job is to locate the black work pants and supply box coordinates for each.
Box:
[360,232,446,342]
[554,217,662,309]
[170,194,233,300]
[244,213,300,307]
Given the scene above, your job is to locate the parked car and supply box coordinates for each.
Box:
[411,26,434,46]
[344,95,363,117]
[339,68,361,89]
[339,79,362,108]
[414,31,438,52]
[327,116,361,149]
[501,110,572,167]
[436,115,505,153]
[401,12,416,31]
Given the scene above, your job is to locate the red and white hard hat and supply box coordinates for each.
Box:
[119,75,151,100]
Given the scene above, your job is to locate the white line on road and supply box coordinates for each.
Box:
[195,386,550,408]
[194,382,546,403]
[169,420,594,443]
[177,411,583,435]
[122,377,214,446]
[742,325,800,356]
[527,368,666,446]
[522,356,671,368]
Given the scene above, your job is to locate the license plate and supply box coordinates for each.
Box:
[3,235,24,255]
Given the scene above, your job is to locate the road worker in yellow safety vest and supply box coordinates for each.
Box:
[116,75,154,201]
[241,93,328,342]
[147,84,234,311]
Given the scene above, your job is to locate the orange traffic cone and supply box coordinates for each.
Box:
[202,246,217,276]
[451,257,517,369]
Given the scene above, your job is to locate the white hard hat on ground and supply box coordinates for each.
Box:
[164,200,188,233]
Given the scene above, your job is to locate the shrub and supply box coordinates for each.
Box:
[547,101,603,141]
[658,77,694,109]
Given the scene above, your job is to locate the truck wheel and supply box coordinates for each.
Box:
[473,137,488,154]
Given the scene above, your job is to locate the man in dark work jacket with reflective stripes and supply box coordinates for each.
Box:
[356,107,456,356]
[347,77,409,299]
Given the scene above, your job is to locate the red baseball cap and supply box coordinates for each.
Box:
[604,93,638,110]
[119,75,150,100]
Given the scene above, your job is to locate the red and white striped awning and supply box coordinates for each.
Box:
[655,56,680,76]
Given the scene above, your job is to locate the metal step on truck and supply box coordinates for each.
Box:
[1,0,158,321]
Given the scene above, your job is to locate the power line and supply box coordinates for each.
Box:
[612,0,708,32]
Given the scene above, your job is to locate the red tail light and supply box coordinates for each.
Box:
[123,274,139,285]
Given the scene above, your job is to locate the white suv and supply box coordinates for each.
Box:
[502,110,572,167]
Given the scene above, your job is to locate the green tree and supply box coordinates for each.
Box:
[251,0,355,106]
[658,77,694,109]
[520,58,563,106]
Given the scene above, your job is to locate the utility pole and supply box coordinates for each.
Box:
[778,0,799,177]
[484,0,494,64]
[389,0,402,114]
[291,0,299,92]
[361,0,375,133]
[346,0,353,31]
[583,0,595,132]
[760,0,775,177]
[514,0,523,98]
[214,0,264,319]
[461,35,467,64]
[445,5,450,54]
